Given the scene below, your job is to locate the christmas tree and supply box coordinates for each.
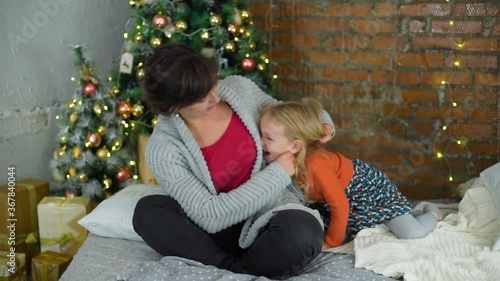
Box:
[51,45,139,201]
[109,0,276,142]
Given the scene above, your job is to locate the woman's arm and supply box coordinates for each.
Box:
[146,138,292,234]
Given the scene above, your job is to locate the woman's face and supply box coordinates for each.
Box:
[259,113,295,164]
[177,84,220,118]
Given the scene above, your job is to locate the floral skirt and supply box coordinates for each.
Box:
[309,159,413,235]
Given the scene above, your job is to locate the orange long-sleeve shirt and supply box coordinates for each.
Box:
[305,150,354,248]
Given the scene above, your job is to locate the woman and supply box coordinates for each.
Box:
[132,44,334,278]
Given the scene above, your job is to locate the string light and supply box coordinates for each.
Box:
[448,176,453,182]
[129,160,136,166]
[457,140,462,145]
[441,80,447,85]
[70,77,75,81]
[457,42,465,49]
[123,33,129,39]
[449,21,454,26]
[452,102,457,107]
[442,125,447,131]
[436,152,444,158]
[454,61,460,67]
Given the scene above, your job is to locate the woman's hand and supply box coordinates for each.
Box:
[317,124,335,144]
[274,152,296,176]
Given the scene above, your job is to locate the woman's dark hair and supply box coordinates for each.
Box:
[142,44,218,115]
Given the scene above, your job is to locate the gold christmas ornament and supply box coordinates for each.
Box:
[238,26,247,36]
[69,167,77,177]
[134,32,143,42]
[103,178,112,189]
[210,14,222,26]
[201,30,210,42]
[240,10,251,21]
[153,13,169,29]
[78,172,89,182]
[97,125,106,135]
[111,138,123,151]
[136,68,145,80]
[86,132,102,147]
[96,147,110,160]
[225,41,236,52]
[69,113,79,126]
[72,146,82,158]
[93,103,103,117]
[67,101,75,111]
[133,103,144,117]
[53,148,65,159]
[150,37,162,48]
[175,20,188,32]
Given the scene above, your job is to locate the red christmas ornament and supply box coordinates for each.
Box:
[117,101,133,119]
[241,57,256,72]
[82,81,98,97]
[153,13,169,29]
[116,167,131,182]
[86,132,102,147]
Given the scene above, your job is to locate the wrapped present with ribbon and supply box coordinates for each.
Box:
[0,179,49,275]
[37,197,91,256]
[31,251,72,281]
[0,251,26,281]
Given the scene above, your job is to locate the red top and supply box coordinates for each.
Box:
[201,112,256,193]
[305,150,354,248]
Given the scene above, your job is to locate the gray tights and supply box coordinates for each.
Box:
[384,203,440,239]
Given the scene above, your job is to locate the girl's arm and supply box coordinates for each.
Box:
[308,157,350,248]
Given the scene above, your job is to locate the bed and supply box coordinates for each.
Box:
[60,163,500,281]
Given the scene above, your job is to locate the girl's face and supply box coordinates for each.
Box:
[259,113,296,163]
[177,84,220,118]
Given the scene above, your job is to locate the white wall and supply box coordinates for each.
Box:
[0,0,133,184]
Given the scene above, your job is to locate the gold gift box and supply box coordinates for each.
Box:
[31,251,72,281]
[0,251,26,281]
[37,197,91,256]
[0,179,50,275]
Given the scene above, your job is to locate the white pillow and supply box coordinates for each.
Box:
[480,162,500,250]
[78,184,164,241]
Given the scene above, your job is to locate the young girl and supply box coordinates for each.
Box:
[259,98,442,249]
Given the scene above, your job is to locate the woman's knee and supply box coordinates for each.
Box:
[132,195,180,232]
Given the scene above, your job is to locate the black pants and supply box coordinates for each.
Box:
[132,195,323,279]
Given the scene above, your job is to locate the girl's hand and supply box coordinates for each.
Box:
[318,124,335,143]
[274,152,296,177]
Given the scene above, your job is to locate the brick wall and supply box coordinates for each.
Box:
[250,0,499,199]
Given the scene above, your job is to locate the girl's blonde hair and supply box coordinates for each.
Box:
[260,98,326,197]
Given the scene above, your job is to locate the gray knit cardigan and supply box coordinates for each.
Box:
[145,75,333,248]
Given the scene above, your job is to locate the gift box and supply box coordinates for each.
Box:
[37,197,91,256]
[138,134,158,185]
[31,251,72,281]
[0,251,26,281]
[0,179,49,275]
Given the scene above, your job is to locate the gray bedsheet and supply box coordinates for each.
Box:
[61,233,397,281]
